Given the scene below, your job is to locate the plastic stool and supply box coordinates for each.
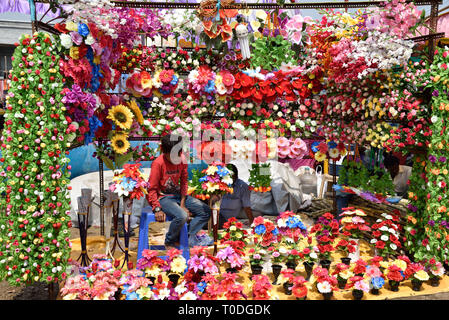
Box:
[137,206,190,263]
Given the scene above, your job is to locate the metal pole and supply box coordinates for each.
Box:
[429,0,439,61]
[99,158,105,236]
[29,0,37,33]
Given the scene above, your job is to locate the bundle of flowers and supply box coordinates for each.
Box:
[209,272,247,300]
[109,163,149,199]
[311,140,347,162]
[425,258,445,280]
[370,212,402,257]
[310,213,339,260]
[0,32,72,286]
[159,9,201,41]
[332,263,354,288]
[276,211,308,244]
[250,274,276,300]
[114,44,155,74]
[313,267,337,294]
[119,269,154,300]
[228,139,256,161]
[152,69,179,97]
[186,246,219,277]
[276,137,308,159]
[339,208,371,239]
[335,238,358,257]
[299,242,319,264]
[163,248,187,276]
[278,268,296,285]
[251,216,281,247]
[152,47,192,74]
[351,259,368,277]
[216,243,246,271]
[125,69,153,98]
[219,217,249,243]
[366,265,385,291]
[197,162,234,196]
[248,247,266,267]
[406,262,429,283]
[349,276,370,294]
[187,65,217,100]
[292,276,308,300]
[136,250,168,279]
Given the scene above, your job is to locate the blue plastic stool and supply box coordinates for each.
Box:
[137,206,190,263]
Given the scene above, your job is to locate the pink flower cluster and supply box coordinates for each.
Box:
[276,137,308,159]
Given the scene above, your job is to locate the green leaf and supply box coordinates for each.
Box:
[115,152,134,169]
[100,155,115,171]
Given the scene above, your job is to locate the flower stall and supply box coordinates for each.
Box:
[0,0,448,301]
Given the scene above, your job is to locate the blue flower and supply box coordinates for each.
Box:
[272,227,279,236]
[84,115,102,145]
[204,80,216,93]
[286,216,300,229]
[170,75,179,86]
[78,23,90,37]
[255,224,266,235]
[311,141,320,153]
[297,221,307,231]
[197,281,207,293]
[199,176,208,182]
[125,291,140,300]
[217,167,230,177]
[371,277,385,289]
[327,141,337,149]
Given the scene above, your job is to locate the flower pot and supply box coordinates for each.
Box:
[337,277,347,290]
[250,264,263,279]
[430,277,440,287]
[168,273,180,287]
[411,279,422,292]
[286,261,297,271]
[272,264,282,285]
[322,292,333,300]
[341,257,351,266]
[283,282,293,295]
[319,259,331,270]
[352,289,363,300]
[303,261,314,281]
[389,280,400,292]
[370,288,380,295]
[296,296,307,300]
[348,238,360,262]
[226,267,238,274]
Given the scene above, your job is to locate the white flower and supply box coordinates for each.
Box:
[310,252,318,259]
[180,291,198,300]
[390,243,397,250]
[85,34,95,45]
[60,33,73,49]
[370,238,377,244]
[380,235,389,241]
[317,281,332,293]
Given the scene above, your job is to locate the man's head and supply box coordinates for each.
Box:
[227,163,238,185]
[384,154,400,179]
[161,134,183,164]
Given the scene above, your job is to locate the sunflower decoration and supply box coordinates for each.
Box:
[107,104,134,130]
[127,99,144,125]
[111,131,131,155]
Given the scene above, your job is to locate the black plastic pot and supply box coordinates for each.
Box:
[430,277,440,287]
[341,257,351,266]
[250,264,263,279]
[322,292,333,300]
[389,280,400,292]
[303,262,314,281]
[352,289,364,300]
[283,282,293,295]
[320,259,331,270]
[226,267,238,274]
[272,264,283,285]
[370,288,380,295]
[286,261,297,271]
[337,277,347,290]
[411,279,422,292]
[168,273,180,287]
[149,276,156,285]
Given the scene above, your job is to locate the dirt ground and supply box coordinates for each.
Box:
[1,221,449,300]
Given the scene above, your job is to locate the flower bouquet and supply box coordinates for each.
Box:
[311,141,347,163]
[152,69,179,97]
[299,239,319,280]
[339,208,371,261]
[109,163,149,200]
[310,213,339,267]
[186,246,219,282]
[119,270,153,300]
[332,263,354,289]
[292,276,308,300]
[125,69,153,98]
[313,266,337,300]
[248,247,266,277]
[216,241,246,273]
[385,263,405,292]
[276,137,308,159]
[370,212,402,258]
[426,258,445,287]
[349,276,369,300]
[268,245,285,285]
[335,238,358,265]
[351,258,368,277]
[366,265,385,295]
[219,217,249,243]
[278,268,296,295]
[251,274,276,300]
[136,250,168,284]
[276,211,308,244]
[406,262,429,291]
[251,216,281,248]
[163,248,187,287]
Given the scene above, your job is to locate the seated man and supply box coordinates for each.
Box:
[383,154,412,197]
[219,164,254,227]
[146,134,211,248]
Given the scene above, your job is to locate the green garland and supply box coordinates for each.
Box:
[250,35,296,71]
[0,33,72,285]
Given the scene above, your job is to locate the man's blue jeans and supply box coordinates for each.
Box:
[159,195,211,246]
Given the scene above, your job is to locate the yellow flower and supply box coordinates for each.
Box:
[127,100,144,125]
[206,182,220,193]
[107,104,134,130]
[415,270,429,281]
[339,269,354,280]
[69,46,80,60]
[136,286,153,299]
[170,257,187,274]
[65,21,78,32]
[145,266,160,277]
[255,10,267,20]
[206,166,218,176]
[393,259,407,271]
[314,151,326,162]
[111,132,130,155]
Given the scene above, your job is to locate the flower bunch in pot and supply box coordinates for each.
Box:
[351,259,368,277]
[162,248,187,287]
[268,245,285,285]
[292,276,308,300]
[216,240,246,274]
[348,276,370,300]
[332,263,354,290]
[310,212,340,269]
[313,266,338,300]
[248,246,266,278]
[335,238,358,265]
[425,258,445,287]
[370,212,402,259]
[278,268,296,295]
[136,250,168,284]
[186,246,219,282]
[219,216,249,243]
[298,236,319,280]
[385,262,405,292]
[405,262,429,292]
[251,274,277,300]
[339,208,371,261]
[251,216,281,248]
[365,265,385,295]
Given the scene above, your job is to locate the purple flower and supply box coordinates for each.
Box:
[428,220,435,227]
[429,155,437,163]
[70,32,83,46]
[439,156,447,163]
[432,90,439,97]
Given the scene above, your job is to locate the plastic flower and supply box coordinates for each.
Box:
[107,104,134,130]
[317,281,332,293]
[110,132,130,155]
[414,270,430,281]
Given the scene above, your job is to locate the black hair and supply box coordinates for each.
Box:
[160,134,182,154]
[227,163,238,179]
[383,154,400,168]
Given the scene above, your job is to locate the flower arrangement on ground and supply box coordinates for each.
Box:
[136,250,167,280]
[219,217,249,243]
[349,276,370,299]
[251,216,281,248]
[310,213,339,262]
[313,266,337,299]
[186,246,219,280]
[370,212,402,257]
[425,258,445,285]
[216,241,246,271]
[339,208,371,239]
[250,274,276,300]
[291,275,308,300]
[366,265,385,294]
[163,248,187,276]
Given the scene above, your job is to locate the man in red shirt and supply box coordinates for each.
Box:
[147,134,211,248]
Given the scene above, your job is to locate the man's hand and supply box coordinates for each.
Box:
[154,210,166,222]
